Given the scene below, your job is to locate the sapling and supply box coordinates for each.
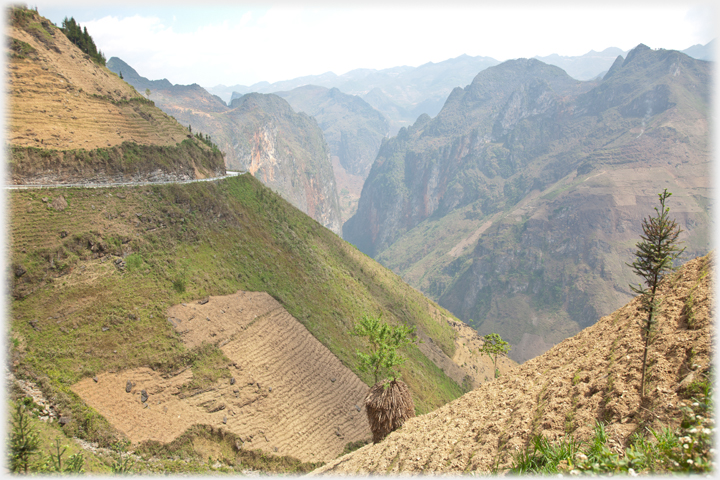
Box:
[627,189,684,397]
[350,314,416,384]
[479,333,511,378]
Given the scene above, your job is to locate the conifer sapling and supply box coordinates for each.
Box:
[627,189,684,397]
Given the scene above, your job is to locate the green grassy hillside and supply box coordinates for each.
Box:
[9,174,464,449]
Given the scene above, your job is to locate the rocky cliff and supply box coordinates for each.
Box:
[225,93,343,234]
[107,58,343,234]
[344,45,712,363]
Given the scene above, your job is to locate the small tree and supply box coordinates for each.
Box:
[627,189,684,397]
[145,88,151,99]
[9,404,40,473]
[350,314,416,384]
[351,314,417,443]
[479,333,511,378]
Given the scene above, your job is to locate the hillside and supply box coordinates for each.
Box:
[8,173,516,467]
[6,7,224,184]
[344,45,712,363]
[313,253,713,474]
[106,58,343,234]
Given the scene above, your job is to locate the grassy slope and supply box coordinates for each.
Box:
[9,175,463,448]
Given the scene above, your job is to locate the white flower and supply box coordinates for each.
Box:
[628,468,638,477]
[687,459,694,464]
[684,444,690,449]
[693,402,700,407]
[690,428,698,433]
[703,429,712,435]
[570,470,580,476]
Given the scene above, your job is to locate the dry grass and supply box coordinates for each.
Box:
[365,380,415,443]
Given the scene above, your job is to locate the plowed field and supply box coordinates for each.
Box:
[72,291,371,463]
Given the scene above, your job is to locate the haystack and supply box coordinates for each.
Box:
[364,379,415,443]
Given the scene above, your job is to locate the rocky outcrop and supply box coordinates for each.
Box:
[226,93,342,234]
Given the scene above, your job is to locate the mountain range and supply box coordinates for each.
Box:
[343,44,712,363]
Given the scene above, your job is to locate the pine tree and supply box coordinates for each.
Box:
[9,404,40,473]
[627,189,684,397]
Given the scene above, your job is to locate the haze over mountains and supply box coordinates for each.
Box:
[344,44,712,363]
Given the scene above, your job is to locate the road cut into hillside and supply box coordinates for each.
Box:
[72,290,371,463]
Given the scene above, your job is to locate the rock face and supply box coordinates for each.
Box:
[274,85,390,179]
[107,59,342,234]
[344,45,712,363]
[226,93,342,234]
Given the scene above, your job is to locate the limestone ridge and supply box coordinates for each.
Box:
[228,93,342,234]
[344,45,712,363]
[6,8,225,185]
[107,58,343,234]
[274,85,390,179]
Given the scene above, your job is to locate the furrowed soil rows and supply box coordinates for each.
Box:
[313,254,713,474]
[72,291,371,463]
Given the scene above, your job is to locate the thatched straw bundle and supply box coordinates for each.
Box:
[364,379,415,443]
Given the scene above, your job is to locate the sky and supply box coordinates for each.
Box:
[29,1,718,89]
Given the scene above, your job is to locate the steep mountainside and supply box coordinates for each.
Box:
[344,45,712,363]
[275,85,390,178]
[274,85,390,221]
[314,254,713,474]
[9,174,499,464]
[106,58,342,234]
[6,8,224,184]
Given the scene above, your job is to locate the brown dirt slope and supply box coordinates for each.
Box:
[6,8,188,150]
[6,7,224,184]
[71,291,371,464]
[313,253,713,474]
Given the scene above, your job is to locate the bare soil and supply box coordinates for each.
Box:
[72,291,372,463]
[7,19,189,150]
[313,254,713,474]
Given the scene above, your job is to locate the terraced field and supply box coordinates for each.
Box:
[7,11,188,150]
[72,291,370,463]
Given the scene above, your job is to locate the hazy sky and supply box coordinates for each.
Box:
[29,1,719,89]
